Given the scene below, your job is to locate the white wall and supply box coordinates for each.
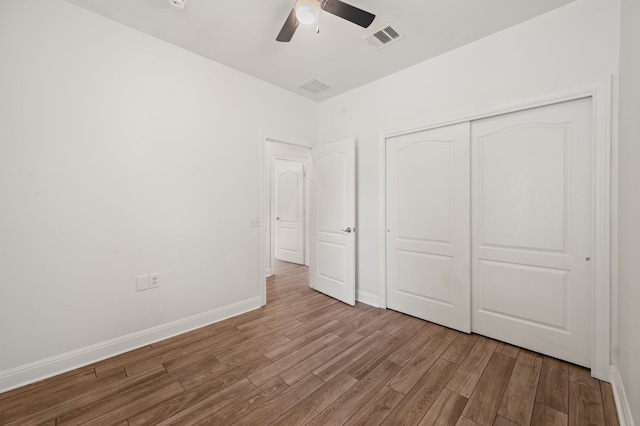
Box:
[0,0,317,389]
[318,0,620,302]
[617,0,640,422]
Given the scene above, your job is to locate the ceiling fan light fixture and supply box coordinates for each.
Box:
[296,0,320,25]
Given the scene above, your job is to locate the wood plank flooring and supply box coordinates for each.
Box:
[0,261,620,425]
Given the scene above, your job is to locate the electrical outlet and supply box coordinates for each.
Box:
[149,273,160,289]
[249,216,260,227]
[136,275,149,291]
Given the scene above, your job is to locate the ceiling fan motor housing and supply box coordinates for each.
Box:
[277,0,375,42]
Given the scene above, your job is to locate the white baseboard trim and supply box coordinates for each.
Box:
[0,297,262,394]
[610,365,636,426]
[356,289,380,307]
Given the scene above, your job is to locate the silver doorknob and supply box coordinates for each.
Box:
[341,227,352,233]
[276,217,279,220]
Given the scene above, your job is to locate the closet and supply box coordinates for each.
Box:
[385,98,593,367]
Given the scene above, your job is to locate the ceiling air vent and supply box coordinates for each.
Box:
[299,79,331,94]
[363,24,403,50]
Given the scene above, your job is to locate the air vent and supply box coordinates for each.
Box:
[168,0,186,10]
[363,24,403,50]
[299,79,331,94]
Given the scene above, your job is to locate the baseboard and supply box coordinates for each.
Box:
[610,365,636,426]
[0,297,262,394]
[356,289,380,307]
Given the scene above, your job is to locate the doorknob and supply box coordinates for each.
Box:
[341,227,352,233]
[276,217,280,220]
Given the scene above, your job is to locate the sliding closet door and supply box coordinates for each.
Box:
[386,122,471,332]
[471,98,593,367]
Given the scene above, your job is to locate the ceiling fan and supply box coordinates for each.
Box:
[276,0,376,42]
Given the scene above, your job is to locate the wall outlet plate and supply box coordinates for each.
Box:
[249,216,260,227]
[149,273,160,289]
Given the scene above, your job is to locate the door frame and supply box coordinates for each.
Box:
[260,135,313,305]
[377,77,613,380]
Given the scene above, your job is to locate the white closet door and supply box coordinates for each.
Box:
[471,98,593,367]
[386,122,471,332]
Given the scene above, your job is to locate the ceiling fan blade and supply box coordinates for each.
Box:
[276,7,299,42]
[322,0,375,28]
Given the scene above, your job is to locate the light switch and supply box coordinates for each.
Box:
[136,275,149,291]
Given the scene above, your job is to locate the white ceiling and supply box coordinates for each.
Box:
[64,0,576,101]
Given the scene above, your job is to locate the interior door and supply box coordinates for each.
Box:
[309,138,356,305]
[275,159,305,265]
[471,98,593,367]
[386,122,471,332]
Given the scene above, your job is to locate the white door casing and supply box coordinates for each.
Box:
[274,159,305,265]
[471,98,593,367]
[310,138,356,305]
[386,122,471,332]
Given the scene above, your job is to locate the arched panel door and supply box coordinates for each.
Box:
[471,98,593,367]
[275,159,305,265]
[310,138,356,305]
[386,122,471,332]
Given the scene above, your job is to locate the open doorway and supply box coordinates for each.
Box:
[263,139,311,279]
[260,136,357,308]
[267,259,310,303]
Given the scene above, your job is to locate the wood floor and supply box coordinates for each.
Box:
[0,261,620,426]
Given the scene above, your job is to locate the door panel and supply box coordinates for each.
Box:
[396,251,454,304]
[386,122,471,332]
[318,242,346,282]
[478,125,567,252]
[275,160,305,265]
[472,98,592,367]
[477,260,568,328]
[310,138,356,305]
